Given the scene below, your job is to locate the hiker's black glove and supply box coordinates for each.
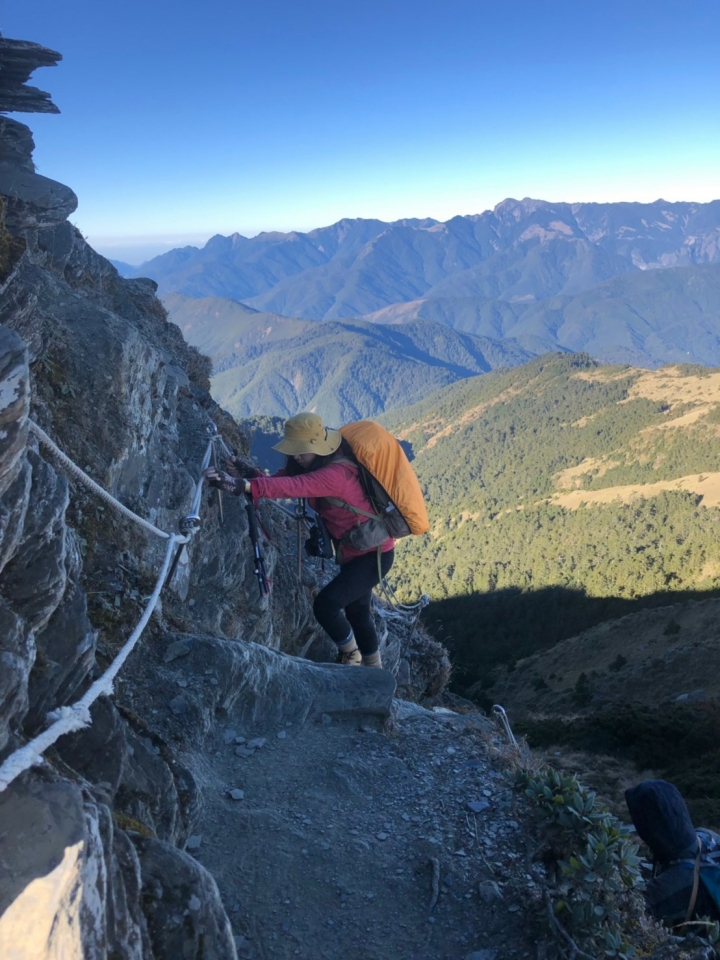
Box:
[203,467,247,495]
[225,455,261,479]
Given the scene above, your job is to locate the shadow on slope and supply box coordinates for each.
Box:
[426,583,720,693]
[515,702,720,828]
[426,585,720,826]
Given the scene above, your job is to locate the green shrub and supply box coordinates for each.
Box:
[521,767,644,958]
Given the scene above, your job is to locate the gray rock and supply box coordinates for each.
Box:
[2,447,71,634]
[25,577,96,731]
[0,598,33,753]
[151,634,395,745]
[0,162,78,231]
[164,638,194,663]
[478,880,503,903]
[467,800,490,814]
[0,325,29,500]
[229,789,245,801]
[276,730,287,739]
[391,698,435,721]
[186,835,202,851]
[133,834,236,959]
[235,746,255,759]
[0,777,151,959]
[395,658,411,685]
[55,696,197,844]
[169,695,188,716]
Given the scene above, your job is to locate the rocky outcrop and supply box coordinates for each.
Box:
[0,38,61,115]
[0,37,450,959]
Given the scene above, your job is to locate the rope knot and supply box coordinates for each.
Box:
[46,703,92,729]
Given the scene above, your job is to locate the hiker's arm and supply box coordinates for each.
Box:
[249,463,349,506]
[204,464,289,493]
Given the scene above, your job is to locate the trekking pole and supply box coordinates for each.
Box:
[211,442,224,525]
[244,493,270,597]
[294,499,307,578]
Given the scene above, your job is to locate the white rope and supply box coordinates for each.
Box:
[0,422,222,792]
[0,532,186,792]
[29,420,171,539]
[190,438,215,517]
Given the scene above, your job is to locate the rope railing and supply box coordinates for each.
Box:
[0,533,185,791]
[0,421,223,793]
[29,420,172,539]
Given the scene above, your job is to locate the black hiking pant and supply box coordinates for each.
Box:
[313,549,394,656]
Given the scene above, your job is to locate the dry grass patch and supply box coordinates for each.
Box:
[627,366,720,406]
[554,457,621,490]
[552,471,720,510]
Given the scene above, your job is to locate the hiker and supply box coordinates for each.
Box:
[626,779,720,926]
[204,412,394,668]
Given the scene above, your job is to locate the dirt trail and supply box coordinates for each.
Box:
[187,704,543,960]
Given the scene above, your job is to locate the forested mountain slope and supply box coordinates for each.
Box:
[364,261,720,367]
[165,293,533,422]
[382,354,720,690]
[135,200,720,322]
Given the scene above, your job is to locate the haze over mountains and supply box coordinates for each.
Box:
[132,198,720,395]
[130,198,719,309]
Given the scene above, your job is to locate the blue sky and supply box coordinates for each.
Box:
[7,0,720,263]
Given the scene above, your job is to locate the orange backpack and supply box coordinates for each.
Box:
[323,420,429,550]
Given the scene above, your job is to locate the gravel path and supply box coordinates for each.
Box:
[186,704,545,960]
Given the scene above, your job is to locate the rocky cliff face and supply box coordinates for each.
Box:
[0,38,449,959]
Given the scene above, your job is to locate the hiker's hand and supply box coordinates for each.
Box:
[225,455,260,479]
[203,467,245,495]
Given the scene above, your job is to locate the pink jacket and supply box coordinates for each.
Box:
[250,461,394,563]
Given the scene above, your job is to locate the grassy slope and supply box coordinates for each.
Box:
[382,353,720,686]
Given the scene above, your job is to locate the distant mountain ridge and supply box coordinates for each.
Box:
[364,261,720,367]
[135,199,720,321]
[165,293,533,422]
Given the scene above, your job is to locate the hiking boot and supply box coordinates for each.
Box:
[362,652,382,668]
[338,647,362,666]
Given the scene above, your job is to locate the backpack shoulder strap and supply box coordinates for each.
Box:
[684,850,703,925]
[323,497,380,521]
[320,458,382,521]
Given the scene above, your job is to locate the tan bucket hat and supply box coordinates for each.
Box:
[272,412,342,456]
